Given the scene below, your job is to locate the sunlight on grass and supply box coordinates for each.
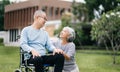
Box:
[76,50,120,72]
[0,46,120,72]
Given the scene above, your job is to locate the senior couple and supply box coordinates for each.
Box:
[20,9,79,72]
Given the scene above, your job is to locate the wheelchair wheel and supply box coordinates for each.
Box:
[14,69,21,72]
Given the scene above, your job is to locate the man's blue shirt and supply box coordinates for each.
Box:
[20,26,55,60]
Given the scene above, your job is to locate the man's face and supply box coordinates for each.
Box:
[37,13,47,27]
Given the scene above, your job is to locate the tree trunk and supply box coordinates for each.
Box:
[113,51,116,64]
[110,38,116,64]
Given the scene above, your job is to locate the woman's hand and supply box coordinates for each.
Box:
[53,48,64,55]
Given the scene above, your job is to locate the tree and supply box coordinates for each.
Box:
[91,9,120,64]
[54,11,83,47]
[55,11,94,47]
[85,0,120,21]
[54,11,72,35]
[0,0,10,31]
[72,0,88,22]
[70,22,94,46]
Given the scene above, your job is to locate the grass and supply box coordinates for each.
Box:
[0,45,120,72]
[0,46,19,72]
[76,50,120,72]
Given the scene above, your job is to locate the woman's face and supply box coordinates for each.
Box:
[60,28,69,39]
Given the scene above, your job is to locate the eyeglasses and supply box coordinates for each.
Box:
[38,16,47,21]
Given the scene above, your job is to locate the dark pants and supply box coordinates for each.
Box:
[28,54,64,72]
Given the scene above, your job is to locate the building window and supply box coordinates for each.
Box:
[60,8,65,15]
[9,29,18,42]
[68,8,71,12]
[42,6,47,13]
[55,8,59,15]
[49,7,53,16]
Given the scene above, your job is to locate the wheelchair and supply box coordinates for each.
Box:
[15,47,54,72]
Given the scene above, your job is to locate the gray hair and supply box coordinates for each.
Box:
[63,26,75,42]
[33,10,45,19]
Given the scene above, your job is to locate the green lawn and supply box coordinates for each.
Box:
[0,46,120,72]
[0,46,19,72]
[76,50,120,72]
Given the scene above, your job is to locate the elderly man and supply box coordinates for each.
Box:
[20,10,64,72]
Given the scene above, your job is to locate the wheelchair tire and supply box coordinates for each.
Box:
[14,69,21,72]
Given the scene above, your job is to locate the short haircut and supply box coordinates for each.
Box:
[63,26,75,42]
[33,10,45,19]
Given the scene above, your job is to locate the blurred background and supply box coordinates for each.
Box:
[0,0,120,72]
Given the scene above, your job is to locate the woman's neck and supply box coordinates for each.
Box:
[61,39,68,45]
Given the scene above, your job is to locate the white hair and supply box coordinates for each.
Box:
[63,26,75,42]
[33,10,45,19]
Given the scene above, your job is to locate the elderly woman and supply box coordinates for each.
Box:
[53,26,79,72]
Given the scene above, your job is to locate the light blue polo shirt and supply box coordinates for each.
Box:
[20,26,55,60]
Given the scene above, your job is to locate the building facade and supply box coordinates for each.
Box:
[4,0,72,46]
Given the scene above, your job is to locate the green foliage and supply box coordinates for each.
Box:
[55,11,95,46]
[0,0,10,31]
[0,38,3,43]
[54,12,72,36]
[91,11,120,44]
[69,23,83,46]
[79,23,93,45]
[85,0,120,21]
[0,38,4,46]
[55,17,95,46]
[91,9,120,64]
[70,22,95,46]
[72,2,88,22]
[0,46,120,72]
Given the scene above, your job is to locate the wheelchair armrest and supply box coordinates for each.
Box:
[46,51,53,55]
[48,51,53,54]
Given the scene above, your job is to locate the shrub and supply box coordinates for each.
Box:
[0,38,4,45]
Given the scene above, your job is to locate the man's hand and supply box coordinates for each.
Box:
[53,48,64,55]
[31,49,41,58]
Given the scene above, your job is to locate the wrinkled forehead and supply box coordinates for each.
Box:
[39,12,46,17]
[34,10,47,19]
[63,27,67,31]
[63,27,74,35]
[41,13,46,16]
[63,28,69,33]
